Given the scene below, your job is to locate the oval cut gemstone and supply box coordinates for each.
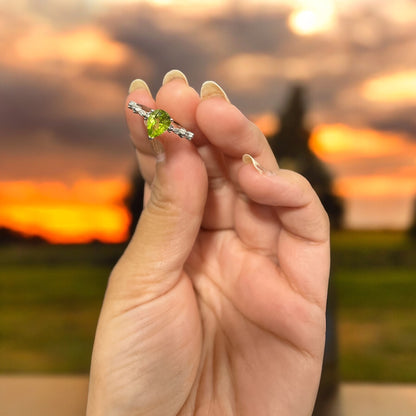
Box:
[146,109,171,139]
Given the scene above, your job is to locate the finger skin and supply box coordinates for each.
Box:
[113,138,207,304]
[194,97,282,231]
[92,77,331,416]
[127,80,204,184]
[196,98,279,172]
[155,79,202,143]
[89,80,209,416]
[238,165,330,243]
[120,79,209,303]
[238,163,330,308]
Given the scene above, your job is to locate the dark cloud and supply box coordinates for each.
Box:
[98,5,216,90]
[99,2,416,125]
[370,109,416,141]
[0,67,127,145]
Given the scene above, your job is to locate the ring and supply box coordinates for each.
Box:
[128,101,194,141]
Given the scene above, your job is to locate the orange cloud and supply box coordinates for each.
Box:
[309,123,416,162]
[215,54,280,91]
[360,70,416,104]
[1,22,153,83]
[13,26,129,67]
[334,172,416,199]
[0,179,131,244]
[309,123,416,222]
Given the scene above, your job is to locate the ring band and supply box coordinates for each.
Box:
[128,101,194,141]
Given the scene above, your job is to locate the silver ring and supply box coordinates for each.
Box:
[128,101,194,141]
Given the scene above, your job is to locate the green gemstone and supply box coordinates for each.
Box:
[146,109,171,139]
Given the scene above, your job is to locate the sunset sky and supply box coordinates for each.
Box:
[1,0,415,242]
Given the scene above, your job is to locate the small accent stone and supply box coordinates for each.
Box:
[146,109,171,139]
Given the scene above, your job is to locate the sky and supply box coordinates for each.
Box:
[0,0,415,242]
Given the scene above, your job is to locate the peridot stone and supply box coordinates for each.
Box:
[146,109,171,139]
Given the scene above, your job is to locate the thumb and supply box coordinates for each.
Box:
[111,139,207,301]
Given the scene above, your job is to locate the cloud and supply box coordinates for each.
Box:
[310,124,416,161]
[310,124,416,180]
[1,0,415,183]
[0,13,153,181]
[360,70,416,105]
[0,0,415,235]
[335,172,416,199]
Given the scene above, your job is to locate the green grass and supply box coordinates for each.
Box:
[330,230,416,382]
[0,243,124,373]
[0,232,415,382]
[335,268,416,382]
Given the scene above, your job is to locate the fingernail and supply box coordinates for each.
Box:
[242,154,275,176]
[151,139,165,162]
[129,79,151,94]
[200,81,230,102]
[162,69,189,85]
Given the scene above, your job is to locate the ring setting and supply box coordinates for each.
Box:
[128,101,194,141]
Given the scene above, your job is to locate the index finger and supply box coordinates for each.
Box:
[196,92,279,174]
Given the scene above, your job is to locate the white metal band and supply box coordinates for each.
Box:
[128,101,194,141]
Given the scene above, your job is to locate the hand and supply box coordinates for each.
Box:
[87,72,330,416]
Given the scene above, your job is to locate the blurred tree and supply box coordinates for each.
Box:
[408,196,416,241]
[267,84,344,230]
[0,227,46,245]
[124,170,145,240]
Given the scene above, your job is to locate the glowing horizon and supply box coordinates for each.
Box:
[0,179,131,244]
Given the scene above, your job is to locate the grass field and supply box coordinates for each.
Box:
[0,244,123,373]
[331,231,416,382]
[0,231,415,382]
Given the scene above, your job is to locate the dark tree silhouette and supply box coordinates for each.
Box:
[0,227,47,245]
[268,84,344,230]
[408,196,416,241]
[124,170,145,240]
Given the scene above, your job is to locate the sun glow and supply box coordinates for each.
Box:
[288,3,335,36]
[0,179,131,244]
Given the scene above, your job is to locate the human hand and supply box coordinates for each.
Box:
[87,70,330,416]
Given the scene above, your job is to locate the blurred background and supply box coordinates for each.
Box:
[1,0,415,414]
